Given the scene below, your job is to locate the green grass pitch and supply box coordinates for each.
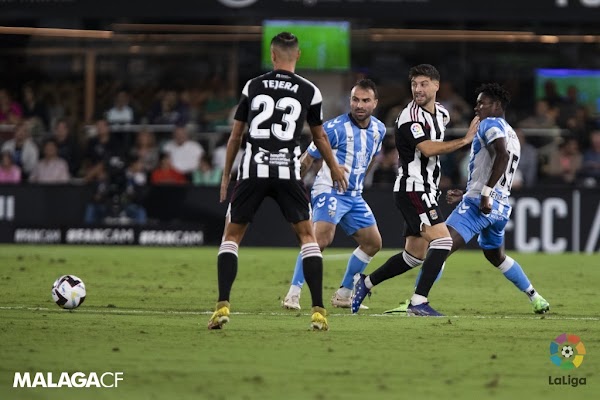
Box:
[0,245,598,399]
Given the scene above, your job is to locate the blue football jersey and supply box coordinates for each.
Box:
[308,113,385,196]
[464,117,520,205]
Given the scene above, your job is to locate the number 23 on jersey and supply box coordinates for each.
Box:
[249,95,301,141]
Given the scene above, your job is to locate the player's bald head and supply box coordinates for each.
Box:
[270,32,299,63]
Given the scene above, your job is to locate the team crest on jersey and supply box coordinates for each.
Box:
[429,209,438,220]
[254,151,268,164]
[410,123,425,139]
[328,209,336,218]
[442,114,449,126]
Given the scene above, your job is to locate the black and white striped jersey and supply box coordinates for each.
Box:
[233,69,324,180]
[393,100,450,193]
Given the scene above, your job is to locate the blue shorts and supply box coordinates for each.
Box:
[311,193,376,236]
[446,196,512,250]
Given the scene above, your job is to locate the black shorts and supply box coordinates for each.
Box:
[394,191,445,237]
[229,178,310,224]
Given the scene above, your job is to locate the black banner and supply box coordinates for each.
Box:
[1,184,599,252]
[6,226,204,246]
[0,0,598,22]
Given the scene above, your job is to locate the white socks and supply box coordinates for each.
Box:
[524,284,539,301]
[410,294,428,306]
[337,287,352,298]
[287,284,302,298]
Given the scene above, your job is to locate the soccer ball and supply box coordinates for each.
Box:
[561,345,574,358]
[51,275,86,309]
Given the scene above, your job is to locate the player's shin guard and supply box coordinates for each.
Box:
[497,256,532,291]
[217,241,239,302]
[301,243,324,308]
[370,251,422,286]
[415,238,452,298]
[340,247,372,289]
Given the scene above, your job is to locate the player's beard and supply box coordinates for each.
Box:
[352,109,369,122]
[413,93,432,108]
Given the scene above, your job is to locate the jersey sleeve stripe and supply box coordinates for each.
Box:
[241,80,251,97]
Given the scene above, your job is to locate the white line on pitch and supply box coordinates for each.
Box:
[323,250,397,260]
[0,306,597,321]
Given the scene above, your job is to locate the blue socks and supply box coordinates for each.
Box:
[291,252,305,288]
[290,247,373,290]
[497,256,531,291]
[411,255,534,297]
[340,248,372,289]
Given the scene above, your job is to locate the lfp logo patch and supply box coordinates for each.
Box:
[550,333,586,370]
[410,123,425,139]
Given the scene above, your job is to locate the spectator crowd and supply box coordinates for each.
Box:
[1,78,599,224]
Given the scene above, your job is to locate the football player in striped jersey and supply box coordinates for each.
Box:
[352,64,479,316]
[386,83,549,315]
[208,32,348,331]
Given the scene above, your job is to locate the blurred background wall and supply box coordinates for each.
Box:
[0,0,599,249]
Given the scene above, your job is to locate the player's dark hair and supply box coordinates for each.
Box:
[409,64,440,82]
[476,83,511,110]
[271,32,299,50]
[354,79,378,99]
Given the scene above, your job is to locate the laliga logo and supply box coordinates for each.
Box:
[549,333,586,369]
[548,333,587,388]
[218,0,259,8]
[13,372,124,388]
